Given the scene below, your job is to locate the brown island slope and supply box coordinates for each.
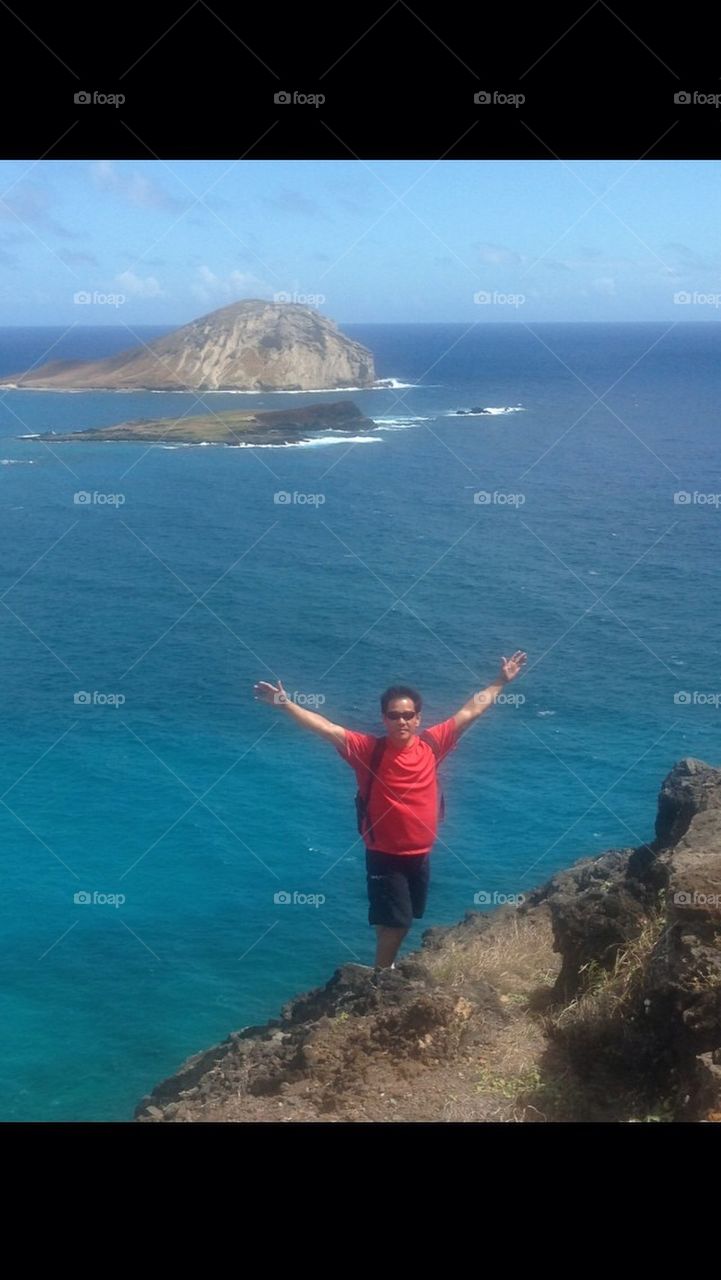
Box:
[1,299,376,391]
[28,400,375,446]
[134,758,721,1123]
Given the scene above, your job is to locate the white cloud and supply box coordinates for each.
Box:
[476,242,523,266]
[547,250,680,281]
[92,161,186,213]
[191,266,272,305]
[592,276,617,296]
[116,270,164,297]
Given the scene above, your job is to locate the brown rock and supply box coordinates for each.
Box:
[3,300,376,392]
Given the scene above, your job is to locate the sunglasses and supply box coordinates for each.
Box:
[384,710,418,721]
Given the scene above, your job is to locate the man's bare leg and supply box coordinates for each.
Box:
[374,925,408,968]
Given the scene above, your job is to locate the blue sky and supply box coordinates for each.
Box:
[0,159,718,324]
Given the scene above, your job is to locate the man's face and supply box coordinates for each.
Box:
[383,697,420,744]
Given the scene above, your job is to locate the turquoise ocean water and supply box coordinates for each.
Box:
[0,321,718,1120]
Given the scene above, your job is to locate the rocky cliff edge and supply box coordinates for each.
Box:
[135,758,721,1123]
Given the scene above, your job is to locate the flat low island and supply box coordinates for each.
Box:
[26,400,376,447]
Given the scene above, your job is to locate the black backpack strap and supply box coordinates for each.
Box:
[420,730,440,759]
[362,736,387,842]
[420,731,446,822]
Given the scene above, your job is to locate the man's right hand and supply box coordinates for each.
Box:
[253,679,288,706]
[252,678,346,747]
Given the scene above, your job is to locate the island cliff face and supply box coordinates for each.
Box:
[2,300,376,392]
[135,758,721,1123]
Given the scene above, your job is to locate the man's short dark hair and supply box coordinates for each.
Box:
[380,685,422,715]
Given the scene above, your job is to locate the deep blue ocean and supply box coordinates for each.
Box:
[0,321,719,1121]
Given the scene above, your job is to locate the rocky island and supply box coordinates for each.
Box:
[27,400,375,446]
[135,758,721,1123]
[1,299,376,392]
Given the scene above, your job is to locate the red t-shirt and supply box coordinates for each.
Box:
[335,717,459,856]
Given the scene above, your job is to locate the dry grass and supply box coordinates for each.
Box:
[511,908,674,1121]
[422,906,560,1002]
[365,897,692,1123]
[422,908,561,1120]
[544,909,667,1041]
[424,903,676,1122]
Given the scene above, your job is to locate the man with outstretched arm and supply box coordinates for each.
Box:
[253,651,527,969]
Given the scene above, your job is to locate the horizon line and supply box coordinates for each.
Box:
[1,317,717,328]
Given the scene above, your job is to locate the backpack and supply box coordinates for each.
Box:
[355,731,446,843]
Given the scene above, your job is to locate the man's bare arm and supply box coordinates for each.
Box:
[253,679,346,748]
[453,650,527,737]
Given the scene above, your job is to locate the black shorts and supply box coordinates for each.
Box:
[365,849,430,929]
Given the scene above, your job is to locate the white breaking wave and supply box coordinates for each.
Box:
[78,439,227,448]
[0,458,35,465]
[34,435,382,450]
[480,405,524,415]
[371,378,421,389]
[230,434,382,449]
[536,710,556,717]
[372,415,432,431]
[443,405,525,417]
